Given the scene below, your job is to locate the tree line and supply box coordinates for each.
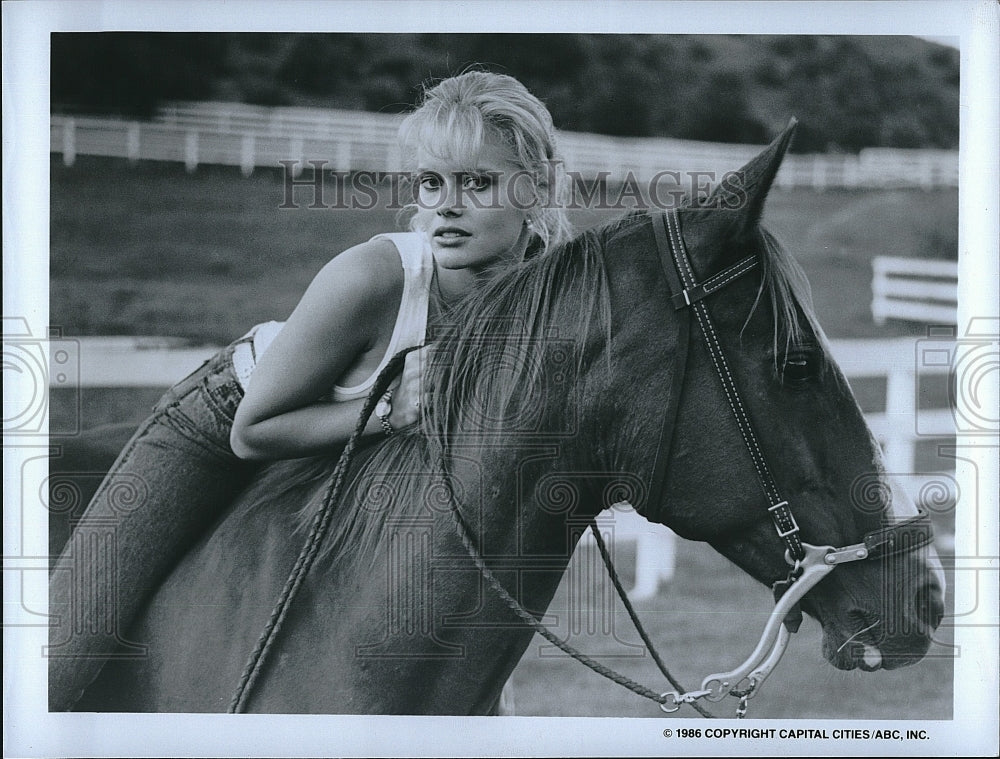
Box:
[51,32,959,153]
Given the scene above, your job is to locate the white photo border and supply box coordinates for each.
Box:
[3,1,997,756]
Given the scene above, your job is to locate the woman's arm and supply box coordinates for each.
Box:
[230,239,409,460]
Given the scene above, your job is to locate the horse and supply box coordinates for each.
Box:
[49,121,945,715]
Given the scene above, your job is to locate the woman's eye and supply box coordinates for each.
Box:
[462,173,492,192]
[418,173,442,192]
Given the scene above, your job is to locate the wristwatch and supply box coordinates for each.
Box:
[375,389,394,436]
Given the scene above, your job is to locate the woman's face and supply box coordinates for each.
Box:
[413,136,534,276]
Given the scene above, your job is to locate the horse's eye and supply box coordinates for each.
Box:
[780,348,820,387]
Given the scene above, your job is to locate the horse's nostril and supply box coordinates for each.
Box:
[916,581,944,630]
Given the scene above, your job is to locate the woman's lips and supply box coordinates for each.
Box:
[433,227,471,245]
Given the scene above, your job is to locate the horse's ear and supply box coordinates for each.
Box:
[683,117,798,240]
[727,116,797,230]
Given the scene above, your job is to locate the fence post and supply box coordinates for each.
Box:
[386,142,401,173]
[184,130,199,173]
[335,139,352,172]
[871,257,888,325]
[289,136,304,178]
[126,123,140,164]
[843,155,859,188]
[919,154,934,191]
[811,157,827,192]
[630,530,676,601]
[884,364,918,474]
[240,134,256,177]
[62,117,76,167]
[778,157,796,189]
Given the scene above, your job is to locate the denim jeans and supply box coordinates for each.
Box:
[48,336,257,711]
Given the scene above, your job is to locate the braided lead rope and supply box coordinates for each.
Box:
[587,523,715,718]
[442,498,665,706]
[229,347,419,713]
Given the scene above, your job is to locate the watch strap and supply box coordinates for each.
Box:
[377,389,394,436]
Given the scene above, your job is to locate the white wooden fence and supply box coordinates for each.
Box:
[872,254,958,325]
[50,336,956,600]
[52,102,959,190]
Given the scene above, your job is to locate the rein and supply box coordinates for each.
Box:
[441,475,716,718]
[229,348,418,713]
[232,209,934,715]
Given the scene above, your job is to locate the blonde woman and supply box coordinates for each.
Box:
[50,70,573,714]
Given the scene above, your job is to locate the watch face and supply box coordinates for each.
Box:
[375,399,391,418]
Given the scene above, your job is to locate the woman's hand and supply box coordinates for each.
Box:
[387,344,434,429]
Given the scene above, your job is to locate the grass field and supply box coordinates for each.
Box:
[46,157,959,719]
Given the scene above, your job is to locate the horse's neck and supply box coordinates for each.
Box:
[450,439,597,559]
[411,444,594,712]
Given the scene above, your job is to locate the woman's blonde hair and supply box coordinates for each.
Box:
[398,70,572,255]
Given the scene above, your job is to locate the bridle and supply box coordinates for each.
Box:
[640,209,933,713]
[230,209,934,717]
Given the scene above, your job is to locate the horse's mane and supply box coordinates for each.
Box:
[752,225,829,362]
[421,216,641,447]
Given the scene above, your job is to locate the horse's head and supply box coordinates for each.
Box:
[598,121,945,673]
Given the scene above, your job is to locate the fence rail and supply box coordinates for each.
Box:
[52,103,959,190]
[872,255,959,326]
[49,335,956,599]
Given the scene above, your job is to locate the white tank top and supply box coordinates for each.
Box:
[231,232,433,400]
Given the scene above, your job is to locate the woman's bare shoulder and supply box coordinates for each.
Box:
[268,236,407,362]
[298,237,403,313]
[312,236,404,301]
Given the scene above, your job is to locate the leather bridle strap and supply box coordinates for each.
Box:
[651,210,805,562]
[822,510,935,566]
